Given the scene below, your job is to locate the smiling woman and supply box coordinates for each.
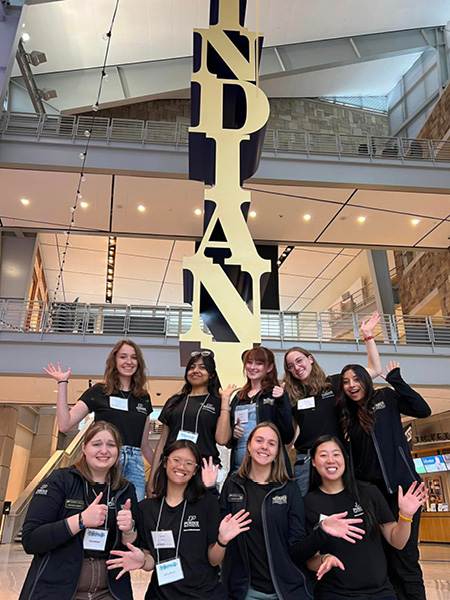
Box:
[43,339,153,501]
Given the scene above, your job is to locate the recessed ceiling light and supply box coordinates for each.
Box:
[80,201,88,208]
[249,211,257,218]
[357,216,366,223]
[411,218,420,225]
[194,208,202,215]
[21,198,30,205]
[303,214,311,221]
[138,205,145,212]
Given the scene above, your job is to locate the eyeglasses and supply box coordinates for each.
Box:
[287,358,306,372]
[166,456,197,470]
[191,350,211,357]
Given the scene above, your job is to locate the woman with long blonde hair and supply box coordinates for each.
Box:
[44,339,153,500]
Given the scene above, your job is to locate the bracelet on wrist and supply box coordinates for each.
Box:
[123,519,136,535]
[220,407,231,412]
[398,512,413,523]
[363,336,374,341]
[217,538,228,548]
[320,553,331,564]
[58,380,69,384]
[78,512,85,531]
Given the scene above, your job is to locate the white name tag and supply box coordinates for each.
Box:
[151,530,175,549]
[297,397,315,410]
[83,528,108,551]
[109,396,128,411]
[155,558,184,586]
[176,430,199,443]
[235,409,248,424]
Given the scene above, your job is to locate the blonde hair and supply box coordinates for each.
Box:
[237,422,292,484]
[103,339,148,397]
[283,346,330,406]
[72,421,127,490]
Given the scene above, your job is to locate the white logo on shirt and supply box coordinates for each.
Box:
[263,397,275,405]
[202,403,217,414]
[353,502,364,517]
[136,403,148,414]
[35,483,48,496]
[272,495,287,505]
[184,515,200,530]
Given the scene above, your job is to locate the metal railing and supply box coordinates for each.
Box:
[1,417,94,544]
[2,111,450,163]
[1,299,449,349]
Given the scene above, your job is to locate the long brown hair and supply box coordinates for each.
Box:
[103,339,148,397]
[238,347,279,400]
[72,421,127,490]
[336,364,376,437]
[283,346,329,406]
[237,422,292,484]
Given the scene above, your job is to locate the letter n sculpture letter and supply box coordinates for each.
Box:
[181,0,271,384]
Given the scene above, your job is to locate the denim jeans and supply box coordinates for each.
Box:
[119,445,145,501]
[294,451,311,496]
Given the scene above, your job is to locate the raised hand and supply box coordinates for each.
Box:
[317,554,345,581]
[107,543,146,579]
[360,312,380,338]
[398,482,428,519]
[321,511,365,543]
[380,361,400,380]
[272,382,286,398]
[43,362,71,382]
[218,509,251,545]
[233,418,244,440]
[202,456,219,488]
[117,498,133,532]
[219,384,237,402]
[81,492,108,528]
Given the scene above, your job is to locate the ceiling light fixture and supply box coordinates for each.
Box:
[277,246,295,268]
[21,32,30,43]
[249,210,257,218]
[303,214,311,221]
[357,216,366,223]
[138,205,145,212]
[105,236,117,303]
[21,198,30,205]
[80,201,88,208]
[411,218,420,225]
[194,208,202,216]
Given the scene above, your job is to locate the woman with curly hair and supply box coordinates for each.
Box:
[44,339,153,500]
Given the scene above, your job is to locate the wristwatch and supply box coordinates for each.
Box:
[78,512,86,531]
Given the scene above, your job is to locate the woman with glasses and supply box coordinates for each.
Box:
[19,421,138,600]
[305,435,427,600]
[229,346,294,473]
[44,339,153,501]
[148,350,235,495]
[283,313,382,495]
[107,440,250,600]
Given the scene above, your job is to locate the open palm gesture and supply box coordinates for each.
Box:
[218,509,251,545]
[43,362,71,382]
[398,482,428,519]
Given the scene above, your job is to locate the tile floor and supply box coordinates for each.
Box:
[0,542,448,599]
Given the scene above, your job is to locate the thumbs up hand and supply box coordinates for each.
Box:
[233,417,244,440]
[273,382,286,398]
[117,498,134,532]
[81,492,108,528]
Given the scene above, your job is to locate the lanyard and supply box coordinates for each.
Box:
[86,480,111,531]
[155,498,187,564]
[180,394,210,434]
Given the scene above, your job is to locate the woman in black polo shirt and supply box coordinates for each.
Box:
[283,312,382,495]
[44,339,153,501]
[148,350,235,495]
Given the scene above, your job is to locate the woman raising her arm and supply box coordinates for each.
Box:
[44,339,153,501]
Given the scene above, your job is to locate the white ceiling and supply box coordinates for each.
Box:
[12,0,450,106]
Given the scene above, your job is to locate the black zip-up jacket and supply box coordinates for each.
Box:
[350,368,431,494]
[220,474,329,600]
[229,390,294,473]
[19,466,137,600]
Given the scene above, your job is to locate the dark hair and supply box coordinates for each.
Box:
[336,364,376,438]
[153,440,205,502]
[237,422,292,484]
[103,339,148,398]
[309,435,379,537]
[238,347,279,400]
[283,347,330,406]
[163,351,220,416]
[73,421,127,490]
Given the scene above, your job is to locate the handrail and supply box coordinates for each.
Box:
[1,111,450,163]
[1,417,94,544]
[0,299,449,350]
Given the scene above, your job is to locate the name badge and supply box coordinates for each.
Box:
[176,430,199,443]
[228,493,244,502]
[109,396,128,411]
[297,397,315,410]
[155,558,184,586]
[151,530,175,549]
[83,528,108,551]
[65,499,85,510]
[235,409,248,424]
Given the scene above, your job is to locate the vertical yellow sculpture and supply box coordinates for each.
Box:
[181,0,271,385]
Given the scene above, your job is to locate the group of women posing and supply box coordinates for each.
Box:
[20,315,431,600]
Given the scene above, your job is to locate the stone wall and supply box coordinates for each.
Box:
[92,97,389,136]
[394,81,450,317]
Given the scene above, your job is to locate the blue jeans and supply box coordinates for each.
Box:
[294,452,311,497]
[120,445,145,501]
[244,589,278,600]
